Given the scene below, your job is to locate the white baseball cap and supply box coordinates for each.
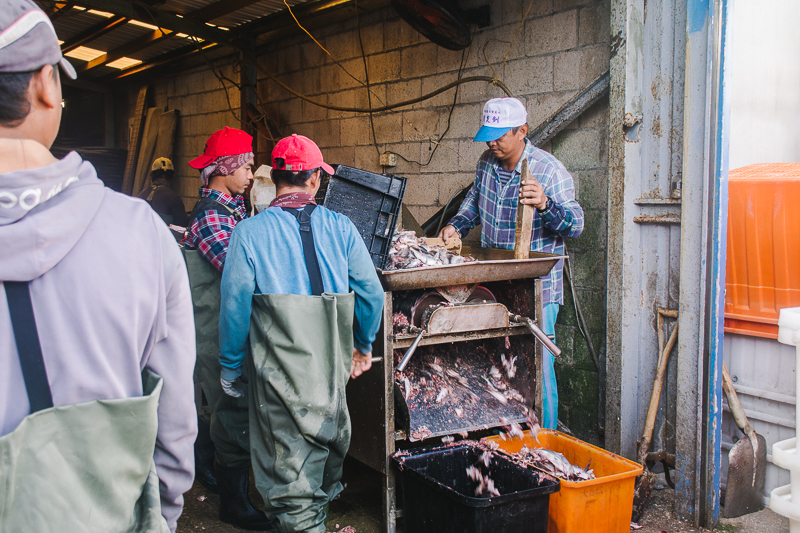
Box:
[474,98,527,142]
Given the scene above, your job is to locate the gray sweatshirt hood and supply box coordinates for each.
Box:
[0,152,105,281]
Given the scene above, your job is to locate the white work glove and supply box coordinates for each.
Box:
[220,375,245,398]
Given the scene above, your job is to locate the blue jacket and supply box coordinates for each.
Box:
[218,205,384,380]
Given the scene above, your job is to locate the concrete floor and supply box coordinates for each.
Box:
[177,459,789,533]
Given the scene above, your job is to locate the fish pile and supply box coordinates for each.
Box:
[515,447,596,481]
[386,231,476,270]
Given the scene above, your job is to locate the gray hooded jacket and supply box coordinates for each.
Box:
[0,152,197,531]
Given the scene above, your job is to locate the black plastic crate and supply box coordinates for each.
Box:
[320,165,406,269]
[393,443,560,533]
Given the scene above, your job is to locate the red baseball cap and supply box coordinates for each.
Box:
[271,134,334,175]
[189,127,253,169]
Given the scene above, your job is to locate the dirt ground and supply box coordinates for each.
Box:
[177,459,789,533]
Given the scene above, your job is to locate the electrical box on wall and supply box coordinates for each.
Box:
[380,152,398,167]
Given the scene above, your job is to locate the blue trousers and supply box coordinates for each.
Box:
[542,302,560,430]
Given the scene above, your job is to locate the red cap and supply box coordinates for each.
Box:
[271,134,335,175]
[189,127,253,169]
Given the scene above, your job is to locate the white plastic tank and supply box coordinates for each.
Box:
[250,164,275,216]
[770,307,800,531]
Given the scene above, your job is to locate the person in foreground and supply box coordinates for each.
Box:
[0,1,197,531]
[219,134,384,532]
[439,97,584,430]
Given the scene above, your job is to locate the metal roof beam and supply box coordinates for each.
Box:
[109,41,220,80]
[68,0,235,46]
[75,28,174,74]
[188,0,266,25]
[234,0,352,38]
[61,15,128,53]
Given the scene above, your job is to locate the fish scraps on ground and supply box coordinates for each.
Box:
[387,231,476,270]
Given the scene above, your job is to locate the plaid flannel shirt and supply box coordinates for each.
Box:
[449,139,584,304]
[183,188,247,272]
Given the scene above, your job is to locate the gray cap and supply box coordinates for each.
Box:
[0,0,77,79]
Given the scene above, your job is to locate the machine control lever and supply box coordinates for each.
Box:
[510,314,561,357]
[396,326,425,372]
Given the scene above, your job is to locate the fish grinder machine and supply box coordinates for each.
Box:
[345,247,566,533]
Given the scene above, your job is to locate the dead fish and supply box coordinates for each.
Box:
[504,388,524,403]
[488,365,502,380]
[518,447,596,481]
[487,390,508,404]
[501,354,517,379]
[458,430,469,438]
[441,435,454,444]
[445,368,461,379]
[403,377,411,401]
[454,407,463,417]
[466,465,481,482]
[480,451,492,467]
[436,388,449,403]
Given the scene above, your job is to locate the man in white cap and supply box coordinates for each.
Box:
[0,1,196,531]
[439,97,584,430]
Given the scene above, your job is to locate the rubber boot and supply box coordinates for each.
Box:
[194,415,218,493]
[216,462,275,531]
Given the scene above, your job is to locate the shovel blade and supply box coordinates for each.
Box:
[722,433,767,518]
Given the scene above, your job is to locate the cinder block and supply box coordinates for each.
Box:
[354,145,381,173]
[340,116,372,146]
[387,79,422,109]
[525,9,578,57]
[420,140,460,175]
[371,112,403,144]
[367,51,401,84]
[552,0,595,11]
[553,45,610,91]
[436,48,463,74]
[570,249,606,289]
[302,96,328,123]
[384,17,421,50]
[313,119,341,148]
[300,42,326,69]
[403,175,438,205]
[446,103,483,139]
[327,89,357,119]
[573,169,607,209]
[335,58,367,91]
[325,31,358,62]
[275,44,301,74]
[570,208,606,250]
[437,170,473,204]
[503,0,554,24]
[579,2,611,46]
[526,91,572,130]
[405,204,441,230]
[420,74,459,108]
[579,95,608,128]
[322,145,355,167]
[290,122,316,140]
[382,142,423,172]
[551,127,604,170]
[553,324,575,365]
[401,43,439,79]
[457,140,488,172]
[455,70,500,105]
[503,56,554,95]
[573,327,604,372]
[357,20,385,55]
[401,108,444,142]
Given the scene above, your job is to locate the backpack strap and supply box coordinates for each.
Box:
[4,281,53,413]
[281,204,324,296]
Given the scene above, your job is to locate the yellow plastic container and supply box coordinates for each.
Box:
[484,430,643,533]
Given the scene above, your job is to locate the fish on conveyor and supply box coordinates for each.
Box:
[517,447,596,481]
[386,230,476,270]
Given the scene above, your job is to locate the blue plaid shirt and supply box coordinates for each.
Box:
[449,139,584,304]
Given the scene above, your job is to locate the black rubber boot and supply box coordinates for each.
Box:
[194,415,218,493]
[216,463,275,531]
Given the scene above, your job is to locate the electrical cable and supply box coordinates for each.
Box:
[353,0,380,157]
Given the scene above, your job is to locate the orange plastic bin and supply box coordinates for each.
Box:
[485,429,643,533]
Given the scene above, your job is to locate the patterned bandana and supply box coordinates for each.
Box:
[269,192,317,209]
[199,151,254,186]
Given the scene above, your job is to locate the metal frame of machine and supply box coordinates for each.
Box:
[345,251,565,533]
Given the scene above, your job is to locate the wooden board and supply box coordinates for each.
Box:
[514,158,535,259]
[121,85,149,195]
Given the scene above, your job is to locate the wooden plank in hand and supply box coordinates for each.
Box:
[514,158,535,259]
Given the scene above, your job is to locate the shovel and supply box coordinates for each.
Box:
[721,362,766,518]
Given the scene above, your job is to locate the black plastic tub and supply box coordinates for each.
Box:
[393,443,560,533]
[319,165,406,269]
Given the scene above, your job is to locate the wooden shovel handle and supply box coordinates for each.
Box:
[514,158,535,259]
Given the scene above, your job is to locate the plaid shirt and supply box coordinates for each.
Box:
[449,139,584,304]
[183,188,247,272]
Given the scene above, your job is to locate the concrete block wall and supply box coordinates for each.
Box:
[128,0,611,444]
